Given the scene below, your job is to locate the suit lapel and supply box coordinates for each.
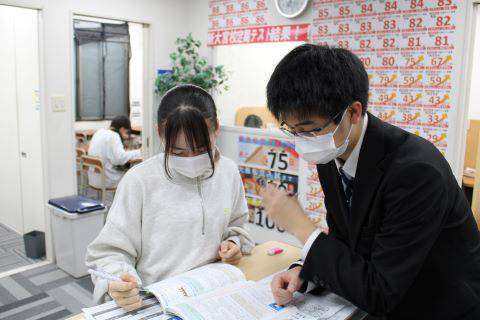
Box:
[350,113,386,247]
[317,161,350,240]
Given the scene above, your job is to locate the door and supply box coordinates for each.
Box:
[0,5,24,233]
[0,5,44,234]
[14,7,45,233]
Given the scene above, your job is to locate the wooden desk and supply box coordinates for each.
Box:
[131,126,142,135]
[67,241,364,320]
[464,175,475,188]
[76,129,97,139]
[128,158,143,166]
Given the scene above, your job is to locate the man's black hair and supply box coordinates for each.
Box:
[110,115,132,132]
[266,44,369,124]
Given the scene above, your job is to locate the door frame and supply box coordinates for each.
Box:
[69,11,154,185]
[456,1,480,182]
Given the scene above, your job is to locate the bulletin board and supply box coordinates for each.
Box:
[238,135,328,243]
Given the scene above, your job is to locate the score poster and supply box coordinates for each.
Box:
[310,0,460,157]
[302,0,463,234]
[238,135,328,244]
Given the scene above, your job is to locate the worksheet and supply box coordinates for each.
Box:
[292,292,351,319]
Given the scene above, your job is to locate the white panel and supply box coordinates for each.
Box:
[469,6,480,120]
[0,5,23,233]
[217,125,302,247]
[13,7,44,233]
[213,41,304,126]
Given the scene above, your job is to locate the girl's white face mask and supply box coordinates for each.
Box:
[295,109,353,164]
[169,152,213,178]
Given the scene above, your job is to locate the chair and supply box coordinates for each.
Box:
[81,155,116,204]
[464,120,480,188]
[75,132,87,145]
[235,107,278,128]
[76,148,87,195]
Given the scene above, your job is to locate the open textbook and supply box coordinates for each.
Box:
[82,263,357,320]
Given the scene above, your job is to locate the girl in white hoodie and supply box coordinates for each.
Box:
[85,85,254,310]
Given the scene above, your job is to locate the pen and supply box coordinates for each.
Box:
[88,268,151,294]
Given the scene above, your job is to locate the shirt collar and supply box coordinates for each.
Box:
[335,115,368,179]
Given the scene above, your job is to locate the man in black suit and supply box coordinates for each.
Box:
[260,44,480,319]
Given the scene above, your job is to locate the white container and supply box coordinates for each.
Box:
[49,204,106,278]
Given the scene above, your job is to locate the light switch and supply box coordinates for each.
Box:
[51,95,66,112]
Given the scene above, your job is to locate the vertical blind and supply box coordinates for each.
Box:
[74,20,130,121]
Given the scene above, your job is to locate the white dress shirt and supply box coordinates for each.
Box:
[302,115,369,261]
[87,128,142,189]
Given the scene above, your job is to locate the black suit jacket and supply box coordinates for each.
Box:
[300,113,480,319]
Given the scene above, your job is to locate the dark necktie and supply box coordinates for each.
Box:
[339,167,354,212]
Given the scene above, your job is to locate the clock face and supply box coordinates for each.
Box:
[275,0,309,18]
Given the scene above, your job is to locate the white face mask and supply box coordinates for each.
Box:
[295,110,353,164]
[168,152,213,178]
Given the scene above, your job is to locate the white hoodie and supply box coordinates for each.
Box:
[85,153,254,303]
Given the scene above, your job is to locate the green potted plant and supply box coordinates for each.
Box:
[155,33,229,96]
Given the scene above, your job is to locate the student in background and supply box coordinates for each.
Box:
[88,115,141,189]
[86,85,254,310]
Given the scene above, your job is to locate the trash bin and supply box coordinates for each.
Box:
[23,230,46,259]
[48,195,107,278]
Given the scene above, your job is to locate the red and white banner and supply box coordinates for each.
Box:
[208,23,310,46]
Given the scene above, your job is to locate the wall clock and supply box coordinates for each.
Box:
[275,0,309,19]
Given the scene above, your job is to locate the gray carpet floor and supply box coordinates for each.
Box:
[0,223,45,273]
[0,263,94,319]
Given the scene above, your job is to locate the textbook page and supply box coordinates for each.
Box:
[146,263,246,308]
[82,294,178,320]
[165,281,294,320]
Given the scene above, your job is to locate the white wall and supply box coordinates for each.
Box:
[74,120,110,131]
[185,0,311,127]
[213,41,304,126]
[469,6,480,120]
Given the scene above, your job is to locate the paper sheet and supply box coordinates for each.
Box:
[82,295,176,320]
[292,291,354,319]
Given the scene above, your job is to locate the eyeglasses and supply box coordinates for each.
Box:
[280,109,345,138]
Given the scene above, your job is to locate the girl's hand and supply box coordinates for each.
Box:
[219,240,242,265]
[108,273,142,311]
